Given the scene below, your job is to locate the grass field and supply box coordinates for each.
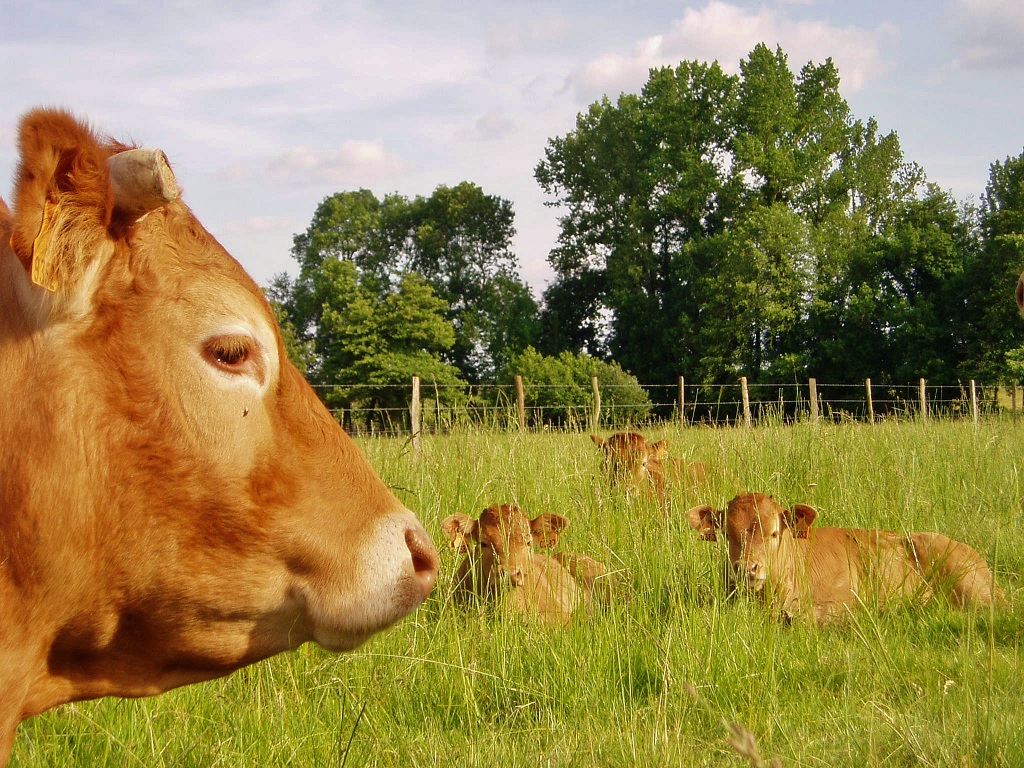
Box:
[11,419,1024,767]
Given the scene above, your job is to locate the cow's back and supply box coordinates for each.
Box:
[799,527,930,618]
[909,532,1005,607]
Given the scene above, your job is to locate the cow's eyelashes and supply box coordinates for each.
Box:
[202,335,264,382]
[204,336,251,367]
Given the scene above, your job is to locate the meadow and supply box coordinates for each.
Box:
[11,419,1024,767]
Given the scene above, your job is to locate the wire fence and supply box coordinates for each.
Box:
[311,376,1021,439]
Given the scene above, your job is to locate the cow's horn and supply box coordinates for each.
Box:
[107,148,181,218]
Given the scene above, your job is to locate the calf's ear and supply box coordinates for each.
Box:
[685,505,722,541]
[531,513,569,548]
[440,513,477,552]
[785,504,817,539]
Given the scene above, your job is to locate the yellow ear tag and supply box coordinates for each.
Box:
[31,199,60,292]
[450,531,466,550]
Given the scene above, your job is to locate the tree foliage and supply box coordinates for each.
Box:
[533,44,1003,387]
[310,259,465,425]
[501,346,651,426]
[280,183,538,384]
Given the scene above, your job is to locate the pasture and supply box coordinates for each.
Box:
[11,419,1023,767]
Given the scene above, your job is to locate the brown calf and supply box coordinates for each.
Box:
[441,504,612,624]
[591,432,713,504]
[0,108,439,762]
[687,493,1004,623]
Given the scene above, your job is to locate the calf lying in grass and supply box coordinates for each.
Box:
[687,492,1005,623]
[591,432,715,505]
[441,504,613,624]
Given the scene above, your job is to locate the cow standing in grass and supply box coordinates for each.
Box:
[687,492,1004,623]
[0,108,439,763]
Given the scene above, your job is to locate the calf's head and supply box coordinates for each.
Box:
[591,432,668,493]
[0,109,439,723]
[686,493,816,590]
[442,504,567,586]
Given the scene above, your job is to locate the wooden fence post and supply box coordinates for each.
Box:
[591,376,601,431]
[514,375,526,430]
[1014,383,1018,423]
[678,376,686,427]
[865,378,874,424]
[919,378,928,421]
[809,378,819,423]
[741,376,752,429]
[410,375,421,453]
[970,379,979,425]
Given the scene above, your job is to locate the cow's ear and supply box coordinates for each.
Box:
[686,505,722,541]
[9,109,179,320]
[785,504,817,539]
[590,434,606,448]
[440,513,477,552]
[531,513,569,548]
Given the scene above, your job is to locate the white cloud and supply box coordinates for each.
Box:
[474,109,518,141]
[484,14,573,60]
[266,140,408,185]
[949,0,1024,70]
[568,1,894,101]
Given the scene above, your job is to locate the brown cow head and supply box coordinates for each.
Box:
[0,109,439,748]
[442,504,568,587]
[591,432,669,497]
[687,493,816,591]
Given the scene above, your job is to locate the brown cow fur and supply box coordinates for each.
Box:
[687,492,1004,624]
[591,431,730,506]
[0,108,439,763]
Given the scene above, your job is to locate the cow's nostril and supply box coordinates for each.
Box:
[405,526,440,595]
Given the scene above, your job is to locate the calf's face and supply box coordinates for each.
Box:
[442,504,567,586]
[687,493,816,590]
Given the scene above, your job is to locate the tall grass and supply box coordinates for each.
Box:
[12,420,1023,766]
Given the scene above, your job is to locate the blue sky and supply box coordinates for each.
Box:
[2,0,1023,293]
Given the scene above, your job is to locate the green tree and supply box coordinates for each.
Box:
[960,152,1024,381]
[314,259,465,427]
[502,346,651,426]
[279,184,537,384]
[701,204,812,378]
[535,58,738,382]
[407,182,537,381]
[537,44,950,387]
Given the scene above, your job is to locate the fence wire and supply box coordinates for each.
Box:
[309,379,1017,438]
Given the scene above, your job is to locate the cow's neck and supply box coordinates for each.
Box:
[765,533,807,618]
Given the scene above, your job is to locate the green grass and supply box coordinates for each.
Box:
[12,420,1024,766]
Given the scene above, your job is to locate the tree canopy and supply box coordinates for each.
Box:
[271,44,1024,403]
[534,44,1020,386]
[277,183,538,385]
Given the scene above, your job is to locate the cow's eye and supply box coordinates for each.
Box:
[202,334,259,376]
